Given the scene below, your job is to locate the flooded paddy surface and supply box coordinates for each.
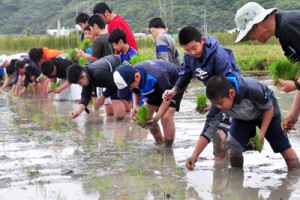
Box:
[1,78,300,200]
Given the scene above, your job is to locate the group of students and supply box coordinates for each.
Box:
[1,2,300,172]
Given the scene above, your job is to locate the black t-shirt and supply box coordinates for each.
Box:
[275,11,300,62]
[51,57,73,79]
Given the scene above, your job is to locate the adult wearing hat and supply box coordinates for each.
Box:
[234,2,300,134]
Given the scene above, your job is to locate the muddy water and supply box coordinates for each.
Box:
[1,79,300,200]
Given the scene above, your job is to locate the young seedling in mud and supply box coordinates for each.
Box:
[136,105,148,128]
[196,93,207,113]
[248,129,263,153]
[32,113,41,124]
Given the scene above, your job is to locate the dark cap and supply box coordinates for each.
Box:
[67,64,83,84]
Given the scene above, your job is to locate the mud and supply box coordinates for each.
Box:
[0,79,300,200]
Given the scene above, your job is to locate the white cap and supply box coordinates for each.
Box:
[234,2,277,43]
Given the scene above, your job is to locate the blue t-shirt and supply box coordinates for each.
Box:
[120,46,137,63]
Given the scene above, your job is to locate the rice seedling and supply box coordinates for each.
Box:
[78,56,88,65]
[80,39,92,51]
[68,49,78,62]
[248,130,263,153]
[268,58,300,85]
[49,82,60,92]
[136,105,148,127]
[130,54,148,65]
[196,93,207,113]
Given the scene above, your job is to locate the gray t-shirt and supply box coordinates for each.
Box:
[155,33,181,67]
[92,33,113,59]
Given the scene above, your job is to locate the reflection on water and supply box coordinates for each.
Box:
[0,78,300,200]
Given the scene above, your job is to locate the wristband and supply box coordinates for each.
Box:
[294,79,300,90]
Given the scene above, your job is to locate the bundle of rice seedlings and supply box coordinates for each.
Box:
[78,56,88,65]
[196,93,207,113]
[68,49,78,62]
[130,54,147,65]
[268,58,300,85]
[248,131,263,153]
[136,105,148,127]
[80,39,92,51]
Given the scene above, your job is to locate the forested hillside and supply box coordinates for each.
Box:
[0,0,299,34]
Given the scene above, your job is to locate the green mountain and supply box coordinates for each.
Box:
[0,0,299,34]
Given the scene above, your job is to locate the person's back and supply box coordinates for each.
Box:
[93,2,138,52]
[148,18,180,67]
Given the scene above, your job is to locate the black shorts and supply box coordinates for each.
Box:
[146,89,184,111]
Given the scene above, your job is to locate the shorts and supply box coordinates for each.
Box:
[146,89,184,111]
[228,116,291,154]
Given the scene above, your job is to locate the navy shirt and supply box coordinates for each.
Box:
[175,36,241,89]
[275,11,300,62]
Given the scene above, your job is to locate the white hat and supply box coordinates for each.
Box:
[234,2,277,43]
[0,55,8,67]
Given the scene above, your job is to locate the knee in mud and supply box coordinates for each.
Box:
[229,156,244,168]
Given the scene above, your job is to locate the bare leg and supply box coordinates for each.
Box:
[145,103,164,145]
[281,148,300,171]
[122,100,132,112]
[160,107,176,148]
[112,100,125,121]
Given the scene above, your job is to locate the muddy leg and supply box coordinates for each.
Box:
[147,122,164,145]
[229,153,244,168]
[281,147,300,171]
[213,129,227,160]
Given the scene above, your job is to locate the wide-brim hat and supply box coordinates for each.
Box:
[234,2,277,43]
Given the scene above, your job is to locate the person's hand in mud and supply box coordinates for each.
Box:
[282,111,298,132]
[186,156,198,170]
[162,88,177,101]
[132,106,138,121]
[203,103,211,113]
[278,79,297,93]
[19,87,27,96]
[71,104,86,119]
[94,96,105,110]
[53,86,63,94]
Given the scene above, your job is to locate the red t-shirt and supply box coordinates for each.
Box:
[107,15,138,52]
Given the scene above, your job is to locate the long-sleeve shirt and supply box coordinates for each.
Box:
[80,55,121,106]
